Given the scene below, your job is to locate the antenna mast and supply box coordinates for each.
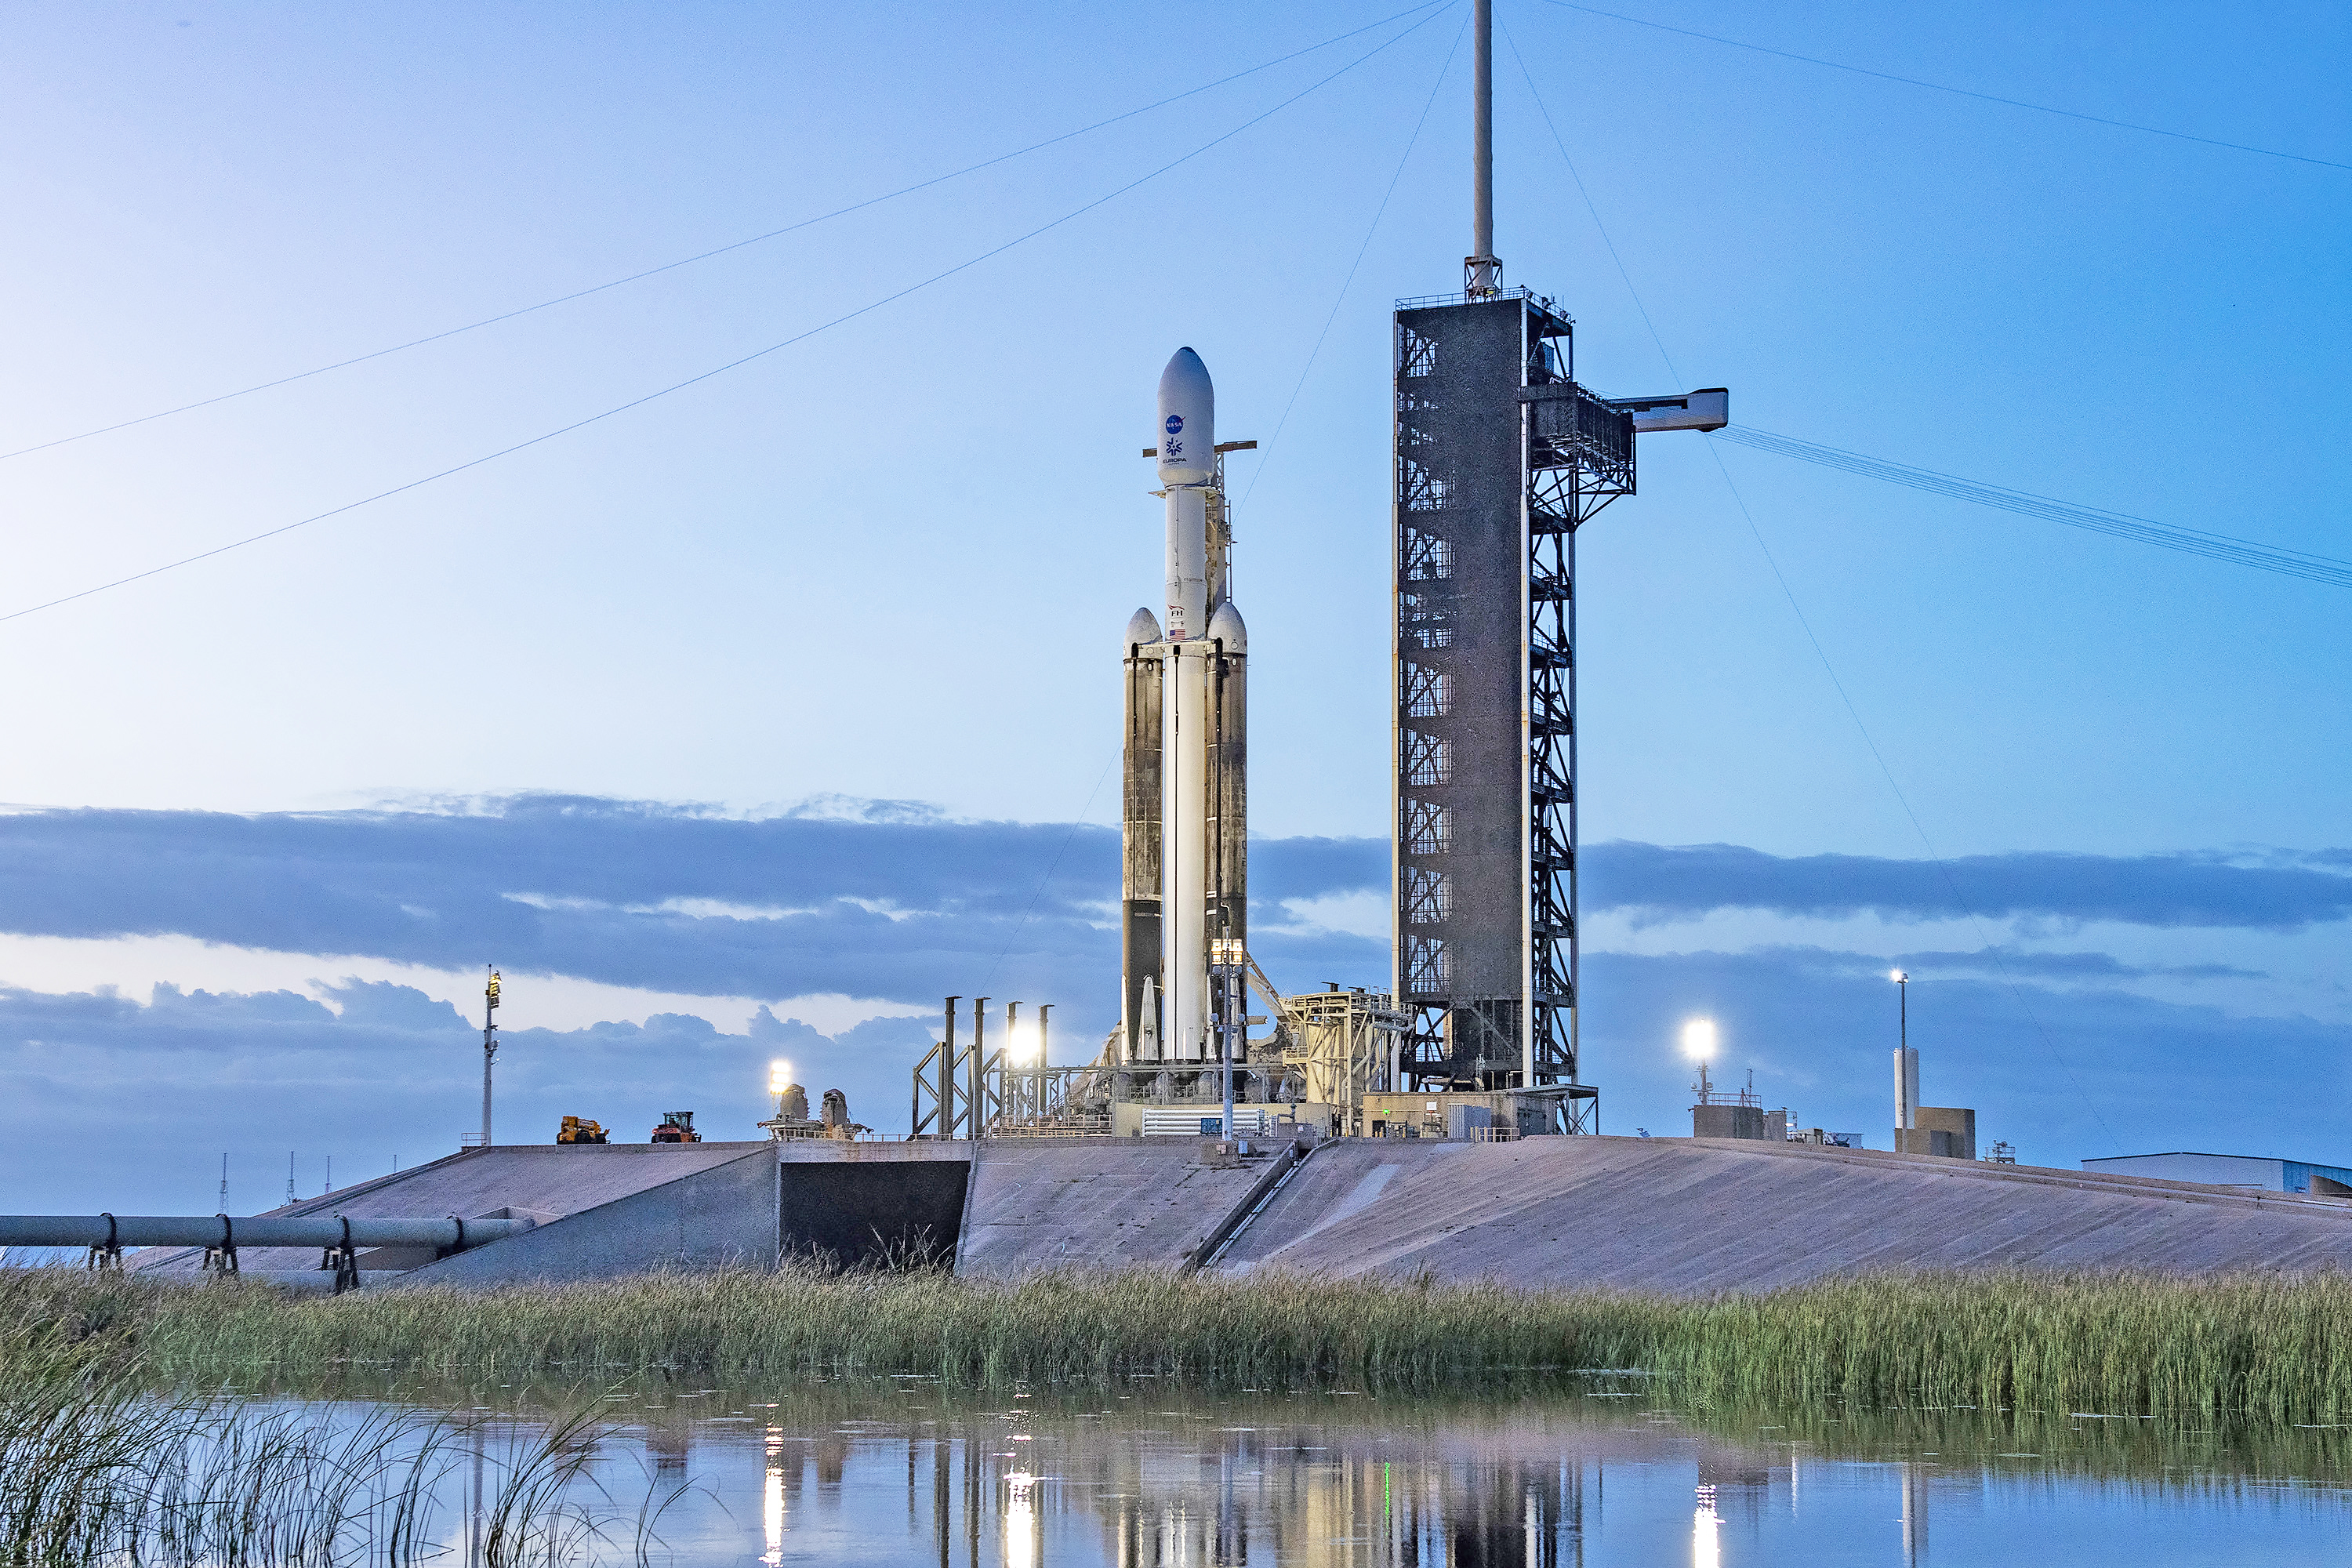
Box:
[480,966,501,1148]
[1465,0,1501,296]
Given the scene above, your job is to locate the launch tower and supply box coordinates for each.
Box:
[1391,0,1722,1115]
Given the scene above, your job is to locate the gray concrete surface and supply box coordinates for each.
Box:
[132,1142,775,1276]
[956,1138,1271,1277]
[397,1145,780,1287]
[1214,1135,2352,1292]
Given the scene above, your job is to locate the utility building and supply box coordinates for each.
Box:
[2084,1152,2352,1196]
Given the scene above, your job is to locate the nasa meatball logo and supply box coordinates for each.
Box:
[1165,414,1183,434]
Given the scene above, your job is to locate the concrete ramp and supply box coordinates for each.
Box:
[956,1139,1270,1278]
[132,1142,779,1278]
[1214,1136,2352,1293]
[403,1145,787,1286]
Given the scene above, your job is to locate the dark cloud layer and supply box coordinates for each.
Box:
[1,800,2337,1021]
[0,797,1390,1016]
[0,978,930,1214]
[1586,842,2352,931]
[2,796,2345,1212]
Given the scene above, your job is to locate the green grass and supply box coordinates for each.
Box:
[0,1291,644,1566]
[13,1264,2352,1421]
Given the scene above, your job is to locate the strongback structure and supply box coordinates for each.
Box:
[1389,0,1722,1120]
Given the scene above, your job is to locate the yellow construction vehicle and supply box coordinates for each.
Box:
[556,1116,608,1144]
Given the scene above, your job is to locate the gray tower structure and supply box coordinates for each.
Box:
[1388,0,1723,1120]
[1392,291,1627,1112]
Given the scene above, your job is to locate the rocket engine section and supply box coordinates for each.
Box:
[1122,348,1248,1074]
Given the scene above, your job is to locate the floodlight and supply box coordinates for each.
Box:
[1679,1018,1718,1060]
[768,1059,791,1095]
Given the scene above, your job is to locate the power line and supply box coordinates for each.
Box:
[1715,426,2352,590]
[0,1,1451,467]
[1240,10,1470,510]
[1531,0,2350,172]
[1504,15,2123,1151]
[1697,441,2125,1156]
[0,6,1454,630]
[1508,12,2350,595]
[1498,13,1680,380]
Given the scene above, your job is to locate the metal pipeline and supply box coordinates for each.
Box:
[0,1214,529,1250]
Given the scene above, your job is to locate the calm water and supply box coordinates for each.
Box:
[324,1378,2352,1566]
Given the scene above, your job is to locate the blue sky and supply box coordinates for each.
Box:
[0,3,2344,1211]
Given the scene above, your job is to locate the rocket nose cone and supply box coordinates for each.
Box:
[1125,607,1163,649]
[1207,600,1247,655]
[1160,346,1209,389]
[1156,348,1215,485]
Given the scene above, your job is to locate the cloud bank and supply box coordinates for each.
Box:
[2,801,2338,1016]
[1584,842,2352,931]
[2,795,2345,1211]
[0,977,929,1213]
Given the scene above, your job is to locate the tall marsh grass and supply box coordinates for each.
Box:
[11,1265,2352,1421]
[0,1292,637,1566]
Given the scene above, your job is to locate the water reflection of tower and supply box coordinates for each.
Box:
[761,1426,787,1567]
[1449,1459,1581,1568]
[920,1425,988,1568]
[1900,1462,1928,1566]
[1693,1456,1769,1568]
[466,1423,485,1568]
[1004,1467,1041,1568]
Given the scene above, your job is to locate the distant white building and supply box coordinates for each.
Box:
[2084,1151,2352,1197]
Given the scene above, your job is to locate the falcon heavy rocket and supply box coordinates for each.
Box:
[1120,347,1247,1076]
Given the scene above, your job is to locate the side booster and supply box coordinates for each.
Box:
[1122,348,1247,1069]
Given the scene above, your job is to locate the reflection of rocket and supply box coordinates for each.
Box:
[1122,349,1246,1066]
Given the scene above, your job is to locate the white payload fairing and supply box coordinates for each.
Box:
[1121,349,1247,1074]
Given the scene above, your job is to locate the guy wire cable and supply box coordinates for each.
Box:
[0,0,1454,466]
[1238,7,1471,512]
[1711,426,2352,590]
[1532,0,2351,172]
[1503,9,2124,1150]
[0,2,1459,630]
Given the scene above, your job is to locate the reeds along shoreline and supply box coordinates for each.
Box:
[10,1265,2352,1421]
[0,1319,625,1566]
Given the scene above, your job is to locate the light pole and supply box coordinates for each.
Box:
[480,967,501,1148]
[1889,970,1915,1135]
[1681,1018,1718,1103]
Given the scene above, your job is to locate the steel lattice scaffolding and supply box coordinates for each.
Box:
[1392,289,1627,1114]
